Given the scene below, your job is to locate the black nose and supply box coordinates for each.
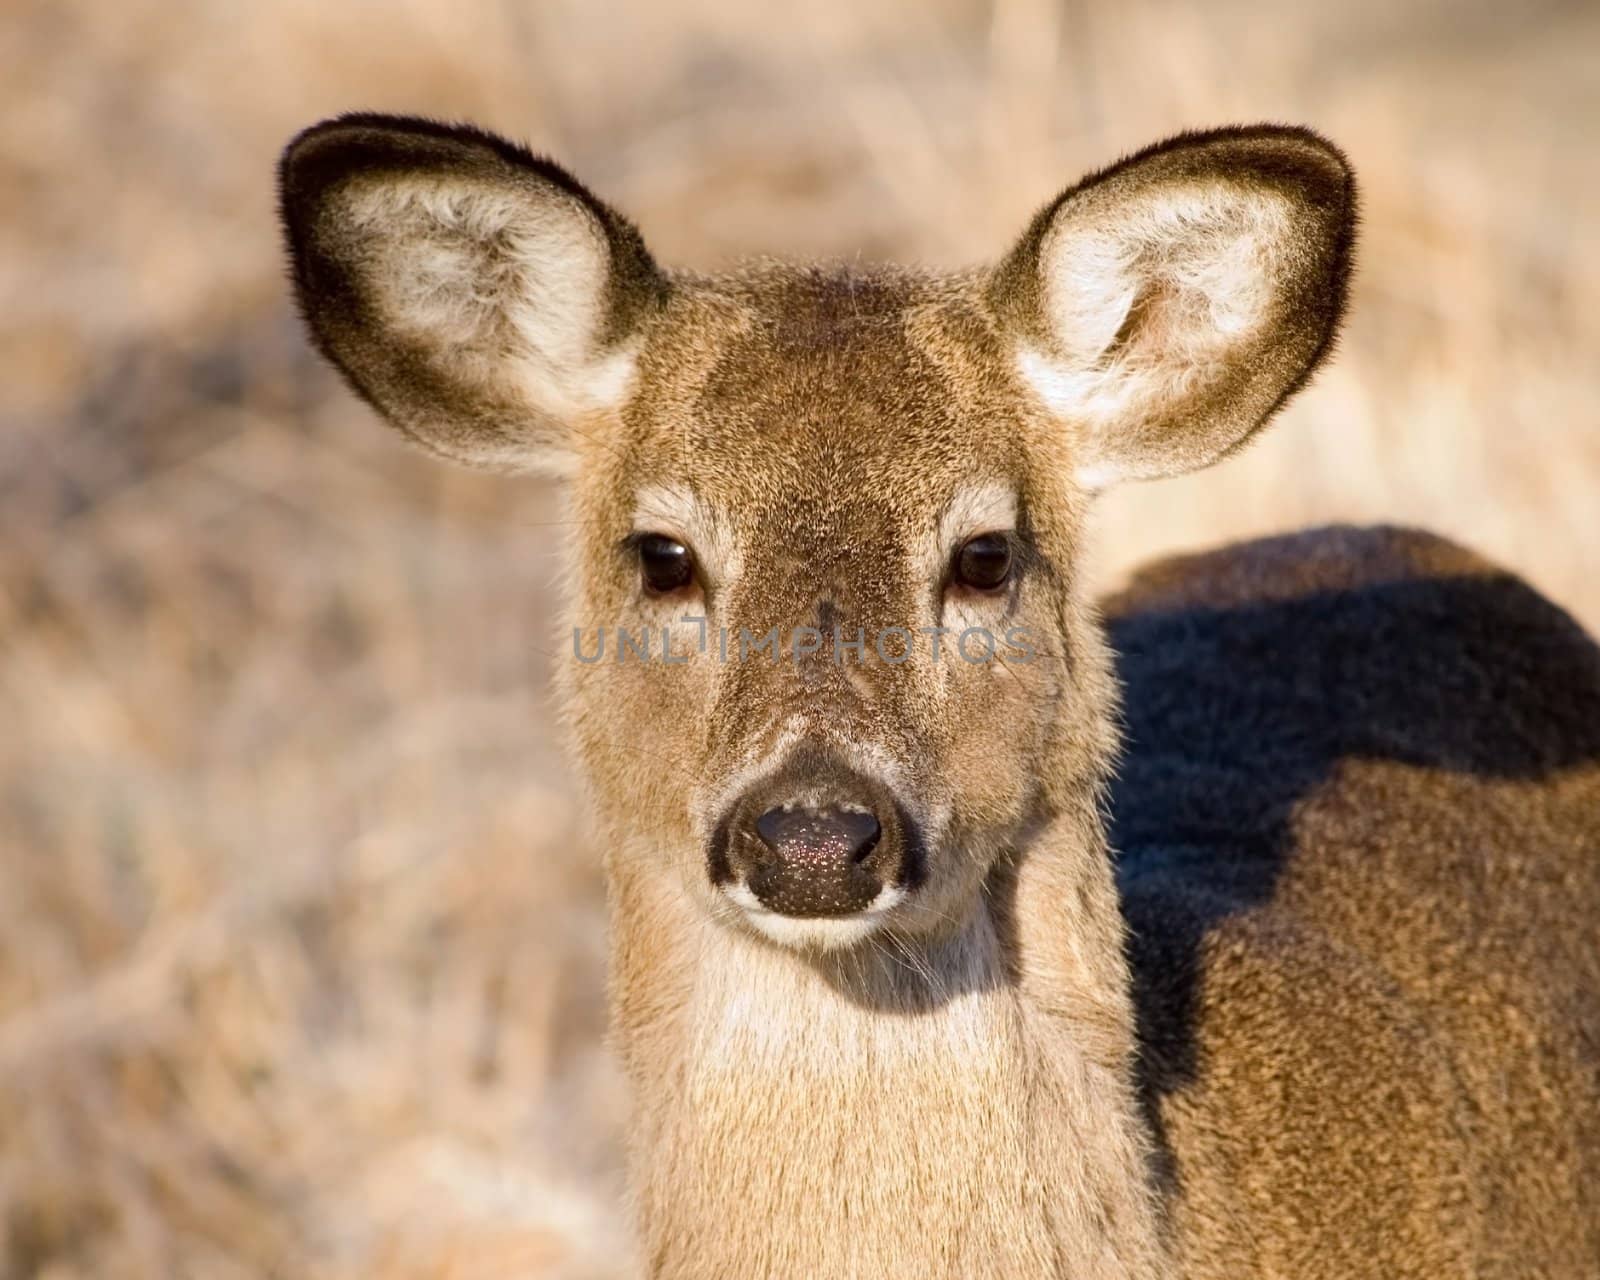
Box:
[756,806,881,867]
[708,748,923,919]
[745,805,885,916]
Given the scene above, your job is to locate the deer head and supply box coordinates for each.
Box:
[280,117,1354,954]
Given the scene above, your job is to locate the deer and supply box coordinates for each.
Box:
[278,115,1600,1278]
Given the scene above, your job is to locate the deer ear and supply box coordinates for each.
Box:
[279,114,667,473]
[992,125,1356,489]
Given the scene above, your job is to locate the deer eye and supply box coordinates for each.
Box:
[637,533,695,594]
[952,533,1014,592]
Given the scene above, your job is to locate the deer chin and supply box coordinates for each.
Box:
[722,881,906,952]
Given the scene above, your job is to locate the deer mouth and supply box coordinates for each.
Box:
[721,881,908,951]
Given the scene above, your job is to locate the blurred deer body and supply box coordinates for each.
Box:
[280,116,1600,1277]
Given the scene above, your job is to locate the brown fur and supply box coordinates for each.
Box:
[279,116,1599,1277]
[1111,525,1600,1277]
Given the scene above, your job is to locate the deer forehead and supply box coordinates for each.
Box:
[604,271,1042,578]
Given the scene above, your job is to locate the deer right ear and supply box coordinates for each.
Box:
[279,114,667,473]
[991,126,1356,490]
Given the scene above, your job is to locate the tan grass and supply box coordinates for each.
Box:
[1,0,1597,1274]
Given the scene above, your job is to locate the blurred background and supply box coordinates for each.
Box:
[1,0,1596,1275]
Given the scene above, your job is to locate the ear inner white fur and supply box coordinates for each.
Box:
[344,179,629,437]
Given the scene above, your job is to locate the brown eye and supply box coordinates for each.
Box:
[638,533,694,594]
[953,533,1014,592]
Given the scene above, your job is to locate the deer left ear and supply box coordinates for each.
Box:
[279,114,667,475]
[991,125,1356,489]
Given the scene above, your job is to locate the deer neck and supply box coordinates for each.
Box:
[606,801,1170,1280]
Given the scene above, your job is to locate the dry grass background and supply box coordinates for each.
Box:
[1,0,1597,1275]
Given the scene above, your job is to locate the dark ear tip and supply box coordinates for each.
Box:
[1151,123,1354,209]
[275,114,627,249]
[276,115,427,236]
[278,114,490,202]
[277,115,543,276]
[1235,124,1354,211]
[279,113,408,180]
[1070,124,1355,226]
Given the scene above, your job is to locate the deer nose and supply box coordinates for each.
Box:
[707,747,926,924]
[756,805,880,866]
[745,805,885,916]
[748,806,889,915]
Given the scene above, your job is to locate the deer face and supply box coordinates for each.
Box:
[569,270,1083,950]
[280,117,1354,952]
